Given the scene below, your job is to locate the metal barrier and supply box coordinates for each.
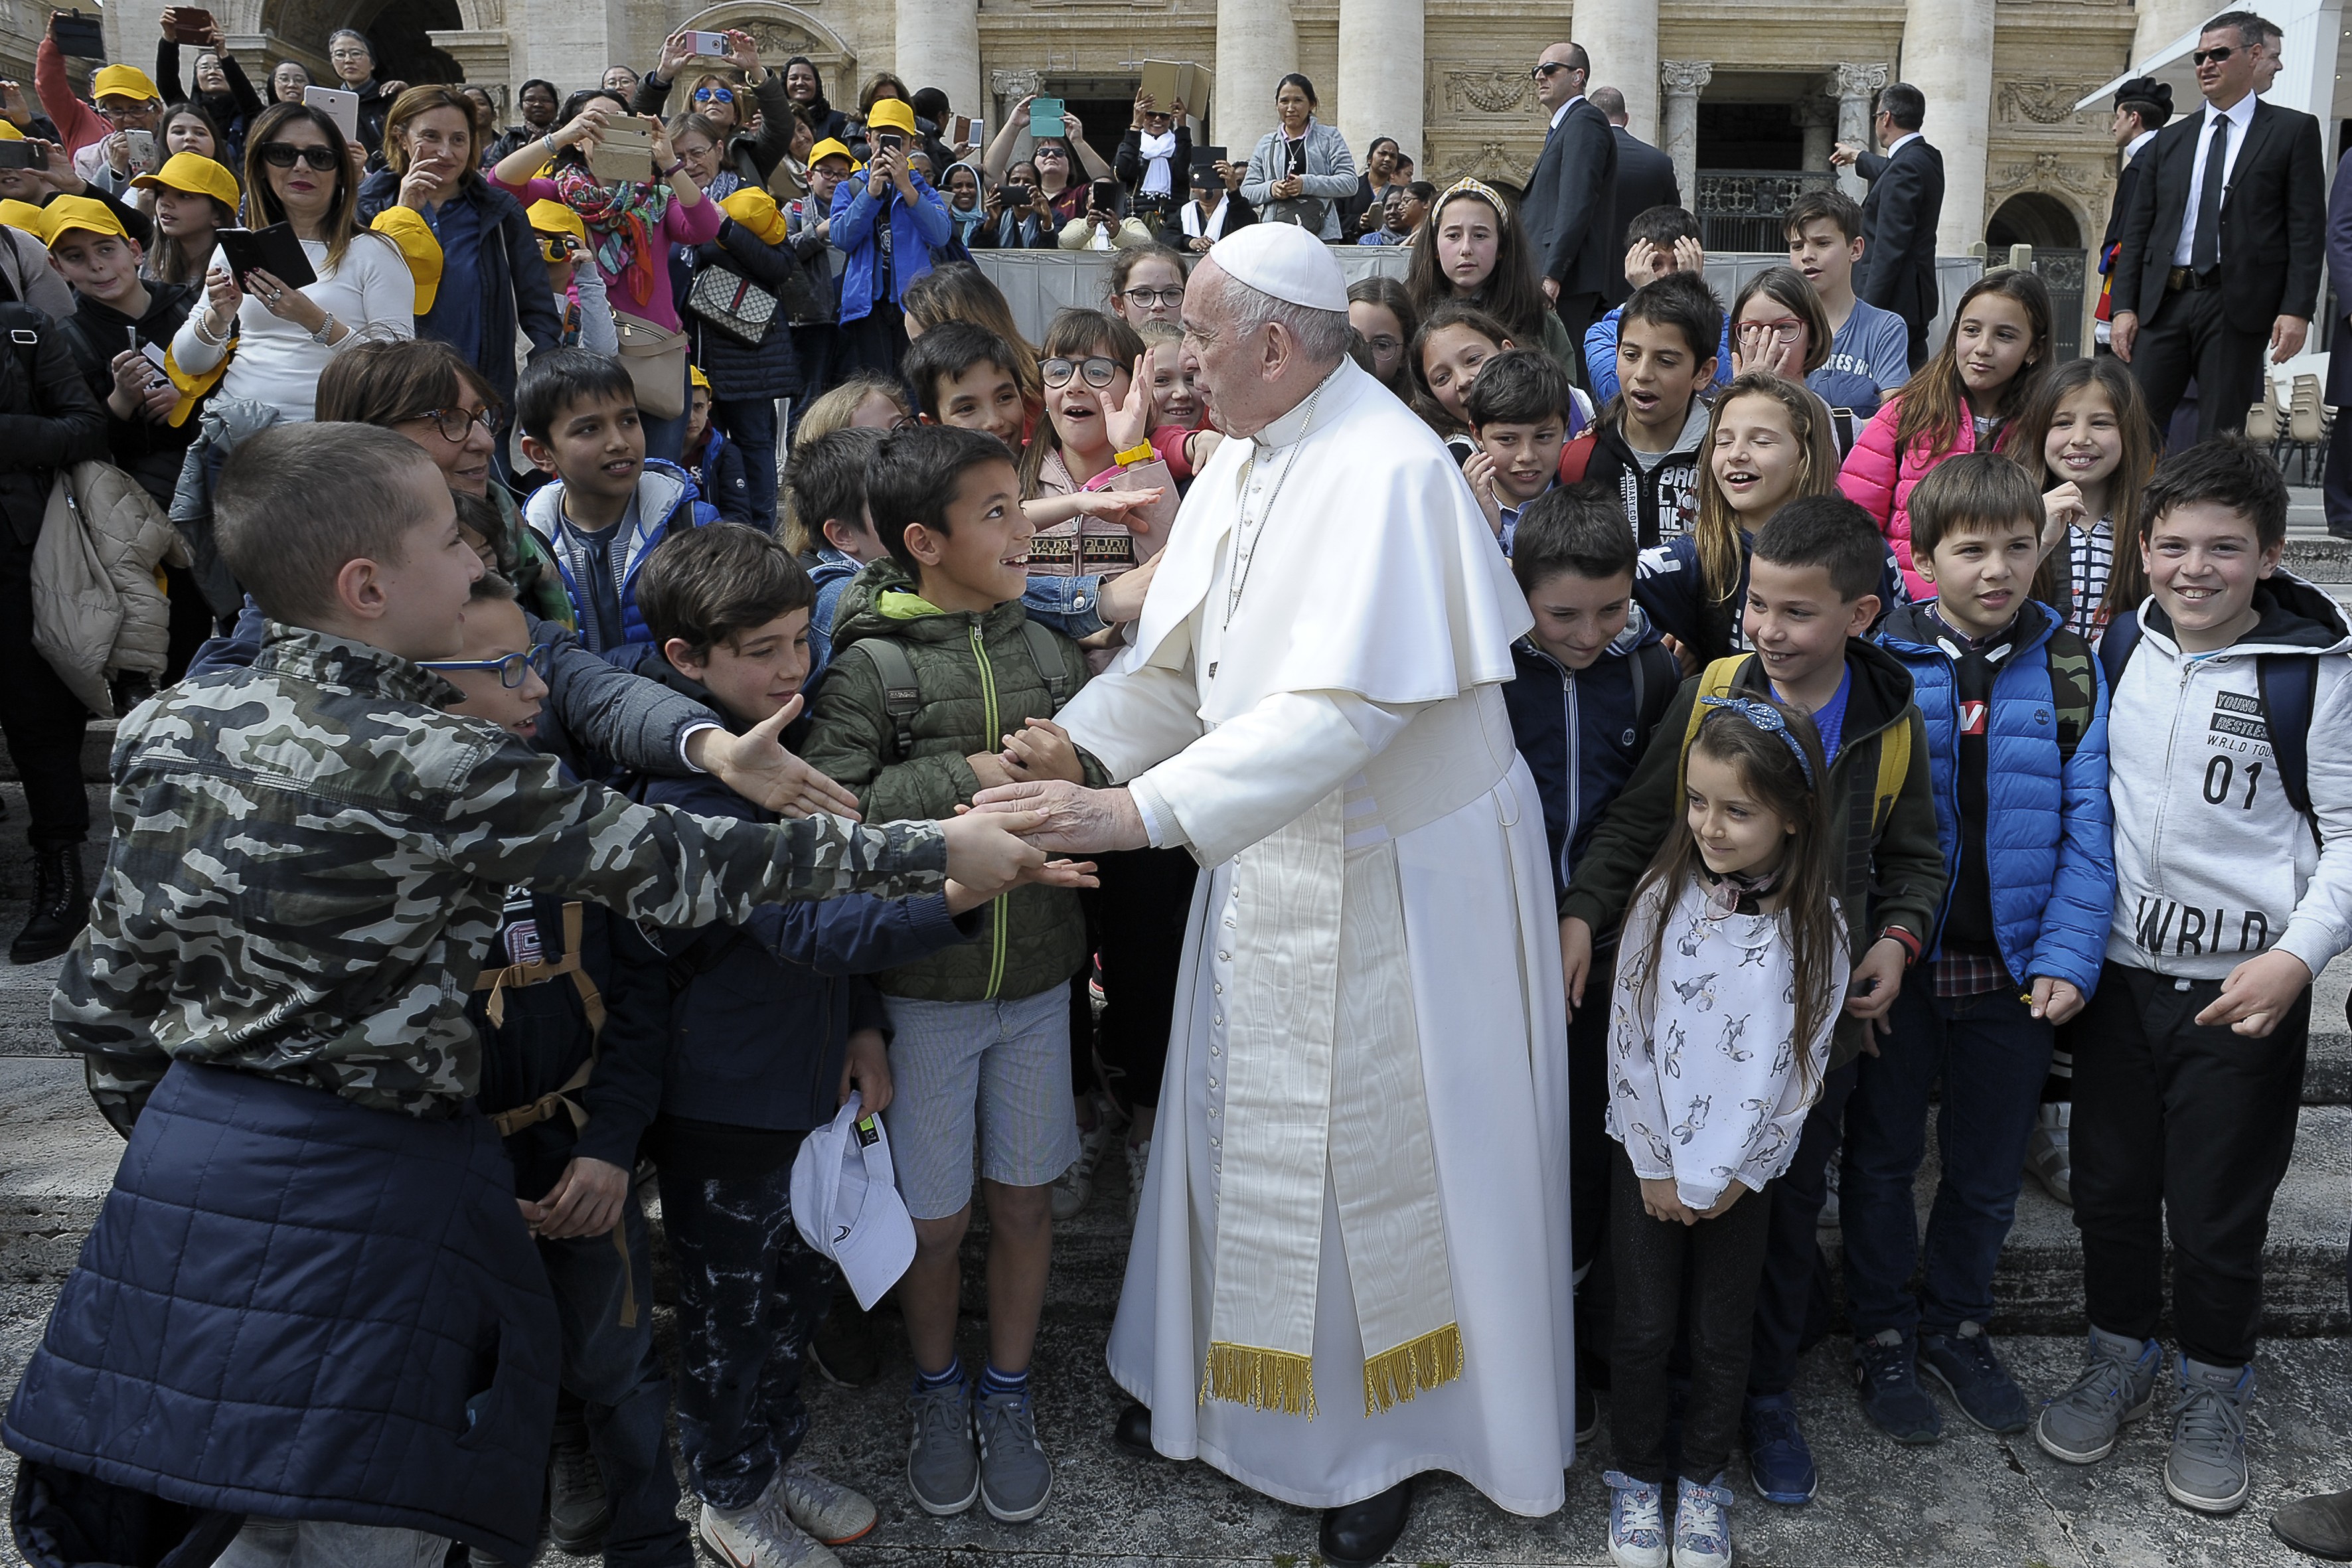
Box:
[965,245,1410,343]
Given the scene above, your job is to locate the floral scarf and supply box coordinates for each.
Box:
[553,162,670,305]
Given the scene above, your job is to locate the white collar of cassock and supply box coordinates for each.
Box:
[1251,361,1349,455]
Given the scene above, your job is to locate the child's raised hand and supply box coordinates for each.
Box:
[1639,1176,1697,1226]
[1000,716,1084,784]
[1067,486,1164,524]
[2029,974,2086,1025]
[1622,238,1658,293]
[2040,481,2084,555]
[1105,355,1153,453]
[1462,450,1503,537]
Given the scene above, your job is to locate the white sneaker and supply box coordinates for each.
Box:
[697,1474,839,1568]
[1052,1107,1115,1221]
[2026,1102,2072,1206]
[777,1461,876,1547]
[1125,1138,1151,1223]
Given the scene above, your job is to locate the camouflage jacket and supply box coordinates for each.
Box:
[56,625,946,1126]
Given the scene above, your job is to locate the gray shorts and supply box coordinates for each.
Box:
[882,988,1081,1219]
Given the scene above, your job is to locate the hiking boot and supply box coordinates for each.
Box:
[777,1461,876,1547]
[1672,1473,1734,1568]
[904,1376,979,1516]
[2025,1101,2072,1206]
[11,842,86,965]
[1854,1329,1942,1445]
[546,1438,609,1553]
[809,1293,881,1388]
[2165,1357,2254,1514]
[2035,1326,2160,1464]
[973,1385,1054,1523]
[1741,1393,1816,1505]
[1920,1321,2031,1434]
[697,1474,838,1568]
[1602,1470,1668,1568]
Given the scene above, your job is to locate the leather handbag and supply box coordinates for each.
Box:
[611,311,690,418]
[685,260,779,348]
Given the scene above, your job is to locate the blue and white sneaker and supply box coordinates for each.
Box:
[1672,1472,1735,1568]
[1741,1393,1816,1505]
[1603,1470,1669,1568]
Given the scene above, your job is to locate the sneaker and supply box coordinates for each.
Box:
[1741,1393,1816,1505]
[2025,1102,2072,1206]
[2165,1357,2254,1514]
[546,1438,609,1553]
[905,1377,980,1516]
[1672,1473,1734,1568]
[1576,1376,1601,1447]
[809,1294,882,1389]
[1920,1322,2031,1434]
[1051,1097,1120,1221]
[1601,1470,1669,1568]
[973,1385,1054,1523]
[1854,1329,1942,1444]
[1125,1138,1151,1223]
[777,1461,876,1547]
[1817,1159,1841,1229]
[698,1476,840,1568]
[2035,1326,2161,1464]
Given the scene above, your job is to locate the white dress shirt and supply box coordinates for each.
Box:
[2173,93,2259,268]
[1550,94,1585,132]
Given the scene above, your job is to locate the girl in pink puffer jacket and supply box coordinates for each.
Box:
[1838,269,2053,600]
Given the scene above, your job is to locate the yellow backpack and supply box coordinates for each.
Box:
[1680,655,1911,834]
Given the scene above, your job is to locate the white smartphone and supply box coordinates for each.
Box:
[684,30,730,58]
[303,84,361,143]
[123,128,155,175]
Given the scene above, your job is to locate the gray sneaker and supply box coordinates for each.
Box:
[973,1387,1054,1523]
[2035,1326,2161,1464]
[2165,1357,2254,1514]
[905,1377,979,1516]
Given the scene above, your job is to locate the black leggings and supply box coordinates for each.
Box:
[1092,847,1196,1112]
[0,537,90,850]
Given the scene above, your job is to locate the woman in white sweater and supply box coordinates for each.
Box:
[172,99,413,424]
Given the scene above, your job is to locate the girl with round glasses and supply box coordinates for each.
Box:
[1105,242,1186,329]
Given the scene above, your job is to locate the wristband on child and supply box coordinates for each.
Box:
[1114,440,1154,467]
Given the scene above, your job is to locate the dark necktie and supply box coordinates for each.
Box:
[576,528,625,651]
[2191,112,2231,275]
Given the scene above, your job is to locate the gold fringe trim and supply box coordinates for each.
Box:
[1361,1322,1464,1417]
[1199,1341,1318,1418]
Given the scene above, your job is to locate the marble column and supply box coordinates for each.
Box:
[1215,0,1297,160]
[1575,0,1662,143]
[1338,0,1423,163]
[896,0,982,129]
[1658,59,1712,214]
[1831,62,1888,203]
[1798,93,1836,173]
[1899,0,1994,254]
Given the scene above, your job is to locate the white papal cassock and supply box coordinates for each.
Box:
[1051,356,1577,1514]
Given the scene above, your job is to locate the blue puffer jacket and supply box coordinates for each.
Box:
[1874,600,2115,993]
[523,459,716,658]
[829,173,951,323]
[2,1061,558,1562]
[1500,603,1682,917]
[630,659,977,1129]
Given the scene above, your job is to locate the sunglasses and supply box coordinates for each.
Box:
[2191,45,2236,64]
[1531,61,1573,80]
[419,643,556,689]
[260,141,339,171]
[539,234,584,261]
[692,86,736,104]
[1042,355,1119,389]
[407,405,498,443]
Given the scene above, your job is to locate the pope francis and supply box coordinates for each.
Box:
[973,223,1576,1562]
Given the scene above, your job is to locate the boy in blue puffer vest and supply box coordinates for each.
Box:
[518,349,718,661]
[625,523,986,1568]
[1496,482,1682,1440]
[1852,453,2114,1445]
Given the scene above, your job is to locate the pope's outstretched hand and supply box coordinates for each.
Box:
[969,781,1152,854]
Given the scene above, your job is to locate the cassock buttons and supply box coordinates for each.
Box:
[1217,950,1229,961]
[1210,1044,1221,1057]
[1214,982,1224,994]
[1208,1076,1218,1089]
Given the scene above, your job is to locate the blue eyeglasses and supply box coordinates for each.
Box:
[420,642,555,688]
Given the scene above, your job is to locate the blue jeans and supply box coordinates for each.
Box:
[714,395,780,532]
[538,1192,690,1568]
[1841,983,2053,1340]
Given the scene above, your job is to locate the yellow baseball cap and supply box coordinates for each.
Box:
[0,199,49,239]
[689,364,711,392]
[0,119,21,142]
[131,151,238,208]
[90,64,162,104]
[866,99,916,139]
[526,198,586,242]
[40,195,127,245]
[808,137,852,169]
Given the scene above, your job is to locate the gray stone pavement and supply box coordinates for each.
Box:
[2,680,2351,1565]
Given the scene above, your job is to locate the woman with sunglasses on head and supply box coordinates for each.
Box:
[358,86,564,422]
[153,9,264,169]
[980,93,1115,224]
[630,28,795,195]
[172,100,415,426]
[491,88,718,462]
